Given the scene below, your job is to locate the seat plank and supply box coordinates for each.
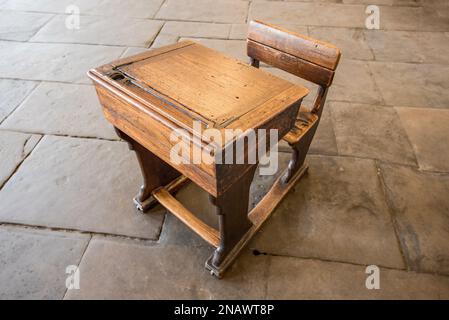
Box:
[283,112,319,145]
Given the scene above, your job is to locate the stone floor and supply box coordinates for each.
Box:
[0,0,448,300]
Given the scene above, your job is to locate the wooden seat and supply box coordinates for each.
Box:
[283,112,319,145]
[247,20,341,182]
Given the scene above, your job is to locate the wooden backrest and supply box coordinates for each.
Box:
[247,20,341,87]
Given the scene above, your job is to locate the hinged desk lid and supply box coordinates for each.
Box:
[89,41,309,141]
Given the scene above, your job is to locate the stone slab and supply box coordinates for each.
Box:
[267,255,449,299]
[0,41,124,83]
[0,226,90,299]
[308,107,339,156]
[370,62,449,108]
[161,21,231,39]
[180,37,248,62]
[0,11,53,41]
[0,130,41,187]
[0,135,165,239]
[31,15,164,47]
[343,0,448,6]
[121,47,151,57]
[396,107,449,172]
[379,5,420,30]
[251,155,405,269]
[0,0,165,18]
[419,6,449,32]
[65,237,268,299]
[1,82,117,140]
[229,24,250,40]
[156,0,249,24]
[365,30,449,64]
[151,34,179,49]
[0,79,37,123]
[331,101,417,166]
[249,2,366,28]
[380,164,449,275]
[329,59,383,105]
[249,2,427,31]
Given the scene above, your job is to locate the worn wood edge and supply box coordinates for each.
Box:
[93,41,196,75]
[88,70,196,146]
[283,113,319,145]
[87,70,177,131]
[205,164,309,278]
[89,69,248,154]
[89,69,216,148]
[116,67,214,128]
[152,187,220,248]
[88,70,215,154]
[225,84,308,131]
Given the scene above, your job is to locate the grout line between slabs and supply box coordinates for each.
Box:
[147,21,166,49]
[0,134,44,191]
[327,101,342,156]
[0,78,94,86]
[0,81,41,127]
[391,107,420,168]
[0,7,448,32]
[375,159,412,272]
[0,221,161,244]
[1,128,447,176]
[2,220,448,280]
[0,128,120,142]
[364,31,378,62]
[4,38,445,67]
[61,234,92,300]
[25,13,57,42]
[253,249,449,278]
[366,61,387,106]
[262,253,271,299]
[153,0,168,19]
[245,0,251,24]
[155,211,168,243]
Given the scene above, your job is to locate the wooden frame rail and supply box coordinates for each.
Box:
[152,186,220,248]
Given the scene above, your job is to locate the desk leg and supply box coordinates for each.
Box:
[206,165,257,277]
[114,127,181,212]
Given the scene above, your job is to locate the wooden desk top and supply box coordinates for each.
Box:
[89,41,309,144]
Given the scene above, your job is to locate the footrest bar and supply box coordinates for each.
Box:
[134,175,190,212]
